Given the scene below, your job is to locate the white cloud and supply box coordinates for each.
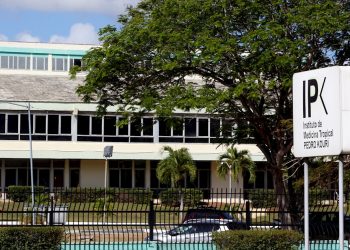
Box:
[0,0,141,15]
[0,34,8,41]
[49,23,99,45]
[15,32,40,42]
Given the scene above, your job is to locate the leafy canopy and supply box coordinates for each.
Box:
[73,0,350,192]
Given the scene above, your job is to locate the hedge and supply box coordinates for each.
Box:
[213,230,303,250]
[0,227,64,250]
[7,186,46,202]
[159,188,203,206]
[58,188,153,204]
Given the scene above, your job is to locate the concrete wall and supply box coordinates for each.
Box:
[80,159,105,188]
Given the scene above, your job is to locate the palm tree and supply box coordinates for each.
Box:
[218,146,256,186]
[156,146,197,188]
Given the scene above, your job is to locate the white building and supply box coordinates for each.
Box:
[0,41,270,194]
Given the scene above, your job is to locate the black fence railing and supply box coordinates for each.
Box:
[0,188,348,249]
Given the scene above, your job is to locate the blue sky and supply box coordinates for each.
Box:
[0,0,141,44]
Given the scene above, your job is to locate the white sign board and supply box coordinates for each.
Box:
[293,67,341,157]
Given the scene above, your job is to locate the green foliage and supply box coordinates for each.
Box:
[157,146,196,188]
[218,146,255,184]
[7,186,45,202]
[0,227,64,250]
[159,188,203,206]
[59,188,152,204]
[245,189,277,208]
[212,230,303,250]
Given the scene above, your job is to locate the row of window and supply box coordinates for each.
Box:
[0,54,82,71]
[0,113,253,143]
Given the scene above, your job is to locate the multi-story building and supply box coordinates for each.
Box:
[0,41,270,193]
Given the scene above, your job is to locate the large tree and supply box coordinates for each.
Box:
[73,0,350,212]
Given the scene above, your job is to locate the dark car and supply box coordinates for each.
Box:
[299,212,350,240]
[183,207,247,229]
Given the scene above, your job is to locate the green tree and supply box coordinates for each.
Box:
[72,0,350,212]
[218,146,256,185]
[156,146,196,188]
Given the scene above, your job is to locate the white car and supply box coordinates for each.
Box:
[149,218,233,243]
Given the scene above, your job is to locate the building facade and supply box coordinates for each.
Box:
[0,41,271,193]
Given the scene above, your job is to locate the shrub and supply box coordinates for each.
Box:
[7,186,45,202]
[59,188,152,204]
[0,227,64,250]
[245,189,277,208]
[159,189,203,206]
[212,230,303,250]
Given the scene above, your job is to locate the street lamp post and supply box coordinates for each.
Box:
[103,146,113,223]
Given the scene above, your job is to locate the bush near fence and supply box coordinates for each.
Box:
[57,188,153,204]
[7,186,46,202]
[0,226,64,250]
[212,229,303,250]
[159,188,203,206]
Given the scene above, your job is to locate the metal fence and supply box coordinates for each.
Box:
[0,188,348,249]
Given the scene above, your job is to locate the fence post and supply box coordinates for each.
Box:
[49,195,54,226]
[245,200,251,230]
[148,199,155,241]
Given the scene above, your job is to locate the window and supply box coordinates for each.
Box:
[61,116,71,134]
[35,115,46,134]
[0,56,8,68]
[77,115,90,135]
[33,56,48,70]
[210,118,220,137]
[118,117,129,135]
[0,114,4,133]
[8,114,19,133]
[134,161,146,188]
[185,118,196,137]
[198,119,208,136]
[91,116,102,135]
[109,160,132,188]
[104,116,116,135]
[52,57,68,71]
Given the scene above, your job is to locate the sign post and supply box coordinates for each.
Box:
[293,66,350,250]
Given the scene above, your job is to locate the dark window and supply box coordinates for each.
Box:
[131,118,141,136]
[255,171,265,189]
[77,115,90,135]
[54,169,64,187]
[0,114,4,133]
[48,115,59,134]
[104,116,116,135]
[159,118,171,136]
[5,169,16,187]
[91,116,102,135]
[70,169,80,187]
[143,118,153,136]
[38,169,50,187]
[35,115,46,133]
[8,114,18,133]
[198,118,208,136]
[18,169,28,186]
[20,114,33,133]
[173,118,183,136]
[61,116,71,134]
[222,119,233,137]
[185,118,196,137]
[109,169,119,187]
[118,117,129,135]
[210,118,220,137]
[73,59,81,67]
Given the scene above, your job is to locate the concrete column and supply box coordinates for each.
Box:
[153,119,159,143]
[1,160,5,195]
